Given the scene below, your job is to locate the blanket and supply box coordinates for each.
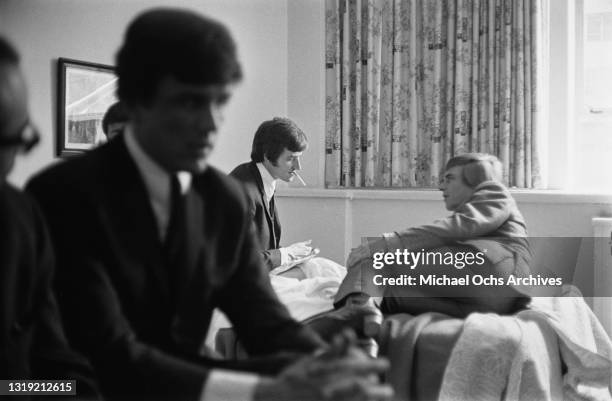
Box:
[205,257,346,350]
[438,286,612,401]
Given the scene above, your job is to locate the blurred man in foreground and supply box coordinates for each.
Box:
[27,8,392,401]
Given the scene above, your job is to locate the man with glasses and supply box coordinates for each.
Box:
[0,36,100,400]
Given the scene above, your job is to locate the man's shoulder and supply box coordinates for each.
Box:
[27,139,127,198]
[229,161,256,180]
[1,183,50,247]
[1,183,37,216]
[227,162,262,201]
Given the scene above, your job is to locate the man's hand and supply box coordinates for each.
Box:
[285,240,314,261]
[253,330,393,401]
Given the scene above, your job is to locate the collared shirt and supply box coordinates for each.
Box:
[123,126,191,241]
[123,126,260,401]
[255,162,276,205]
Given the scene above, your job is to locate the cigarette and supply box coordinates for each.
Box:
[293,171,307,186]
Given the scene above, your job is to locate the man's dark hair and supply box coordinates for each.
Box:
[116,8,242,106]
[102,102,128,135]
[250,117,308,163]
[0,37,19,66]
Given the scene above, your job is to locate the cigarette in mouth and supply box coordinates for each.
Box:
[292,171,307,186]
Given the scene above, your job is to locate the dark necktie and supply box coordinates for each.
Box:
[164,174,187,296]
[269,195,279,248]
[269,195,275,216]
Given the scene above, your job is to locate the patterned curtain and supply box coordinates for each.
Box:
[325,0,543,188]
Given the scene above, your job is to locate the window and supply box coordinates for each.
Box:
[574,0,612,191]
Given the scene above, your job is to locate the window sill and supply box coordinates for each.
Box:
[276,187,612,204]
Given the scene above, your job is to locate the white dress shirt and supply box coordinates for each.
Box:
[123,126,260,401]
[255,162,276,205]
[123,126,191,241]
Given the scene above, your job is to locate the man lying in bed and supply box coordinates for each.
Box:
[335,152,532,318]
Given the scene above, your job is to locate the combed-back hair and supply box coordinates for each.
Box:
[445,153,503,187]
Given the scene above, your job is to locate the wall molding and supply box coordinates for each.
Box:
[277,187,612,205]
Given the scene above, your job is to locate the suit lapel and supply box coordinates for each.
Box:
[103,138,171,297]
[249,162,277,246]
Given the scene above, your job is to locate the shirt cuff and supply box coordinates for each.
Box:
[201,369,260,401]
[279,247,290,266]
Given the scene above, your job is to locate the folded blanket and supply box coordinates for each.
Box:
[439,286,612,401]
[526,287,612,400]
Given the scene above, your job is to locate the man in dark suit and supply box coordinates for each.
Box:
[0,36,99,400]
[230,117,314,274]
[27,8,391,401]
[230,117,383,343]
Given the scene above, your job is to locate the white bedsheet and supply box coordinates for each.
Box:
[204,257,346,349]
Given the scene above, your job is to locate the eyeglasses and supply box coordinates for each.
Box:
[0,119,40,153]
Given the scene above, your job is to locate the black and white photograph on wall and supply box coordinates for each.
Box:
[56,58,117,158]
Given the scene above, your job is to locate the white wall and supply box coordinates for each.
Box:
[287,0,325,188]
[0,0,289,186]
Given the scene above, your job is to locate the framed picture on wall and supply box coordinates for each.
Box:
[56,58,118,158]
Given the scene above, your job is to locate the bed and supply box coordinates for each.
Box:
[210,243,612,400]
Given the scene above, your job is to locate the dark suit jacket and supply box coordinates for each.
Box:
[230,162,282,270]
[0,183,99,400]
[27,137,321,401]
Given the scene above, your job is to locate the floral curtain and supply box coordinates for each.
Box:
[325,0,543,188]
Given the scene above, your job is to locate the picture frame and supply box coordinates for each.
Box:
[56,58,118,158]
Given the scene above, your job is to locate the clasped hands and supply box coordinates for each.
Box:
[255,330,393,401]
